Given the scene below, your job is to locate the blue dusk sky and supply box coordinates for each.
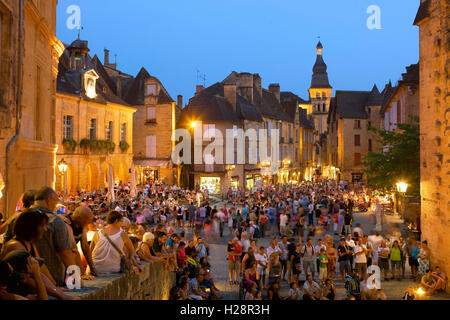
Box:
[56,0,419,104]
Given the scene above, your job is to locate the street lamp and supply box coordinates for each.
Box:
[396,181,408,219]
[58,159,68,195]
[190,121,198,129]
[396,182,408,194]
[58,158,68,174]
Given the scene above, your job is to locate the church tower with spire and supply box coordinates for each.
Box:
[308,41,333,136]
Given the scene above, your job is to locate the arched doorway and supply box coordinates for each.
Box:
[87,163,99,191]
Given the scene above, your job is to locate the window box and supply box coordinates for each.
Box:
[119,140,130,153]
[62,138,77,152]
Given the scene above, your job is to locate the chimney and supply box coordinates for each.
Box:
[195,85,204,96]
[224,83,237,113]
[269,83,281,103]
[177,95,183,108]
[237,73,253,104]
[104,49,110,65]
[253,74,262,105]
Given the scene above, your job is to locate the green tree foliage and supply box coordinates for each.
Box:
[362,117,419,195]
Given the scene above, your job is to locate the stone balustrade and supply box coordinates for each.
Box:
[66,262,176,300]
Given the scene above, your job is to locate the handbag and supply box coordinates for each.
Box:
[102,231,133,273]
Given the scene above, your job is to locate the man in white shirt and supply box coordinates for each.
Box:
[303,274,321,300]
[279,211,288,236]
[346,233,356,270]
[354,237,368,280]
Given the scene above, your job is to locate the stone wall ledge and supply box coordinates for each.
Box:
[65,262,175,300]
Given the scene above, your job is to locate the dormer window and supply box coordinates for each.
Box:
[83,70,99,99]
[146,84,157,96]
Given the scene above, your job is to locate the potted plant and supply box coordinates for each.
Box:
[79,138,91,153]
[106,140,116,153]
[62,138,77,152]
[119,140,130,153]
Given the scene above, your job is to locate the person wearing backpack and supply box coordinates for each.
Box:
[345,271,361,300]
[301,238,315,279]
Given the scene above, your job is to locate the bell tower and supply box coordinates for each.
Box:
[308,41,333,136]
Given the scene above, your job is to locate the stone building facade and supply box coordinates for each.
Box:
[327,86,384,182]
[0,0,64,215]
[414,0,450,290]
[123,68,181,185]
[55,39,136,192]
[281,92,315,182]
[178,72,295,195]
[381,63,420,132]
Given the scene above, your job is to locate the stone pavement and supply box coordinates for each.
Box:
[181,201,450,300]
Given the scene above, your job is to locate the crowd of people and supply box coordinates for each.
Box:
[0,180,447,300]
[216,182,447,300]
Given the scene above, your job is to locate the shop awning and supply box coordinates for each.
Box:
[134,160,170,168]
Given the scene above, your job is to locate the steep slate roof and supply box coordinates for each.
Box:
[413,0,430,26]
[280,91,308,104]
[398,63,419,85]
[56,41,130,106]
[123,67,174,106]
[281,101,297,120]
[311,42,332,89]
[92,55,117,93]
[299,108,315,130]
[182,72,293,126]
[366,84,383,106]
[334,87,383,119]
[183,81,263,124]
[261,89,293,122]
[380,81,397,114]
[180,84,242,124]
[236,95,264,122]
[380,63,419,114]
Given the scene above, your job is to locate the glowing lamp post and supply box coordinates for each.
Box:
[190,121,198,129]
[58,158,68,195]
[396,182,408,194]
[396,181,408,219]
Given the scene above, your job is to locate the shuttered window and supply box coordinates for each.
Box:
[146,135,156,158]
